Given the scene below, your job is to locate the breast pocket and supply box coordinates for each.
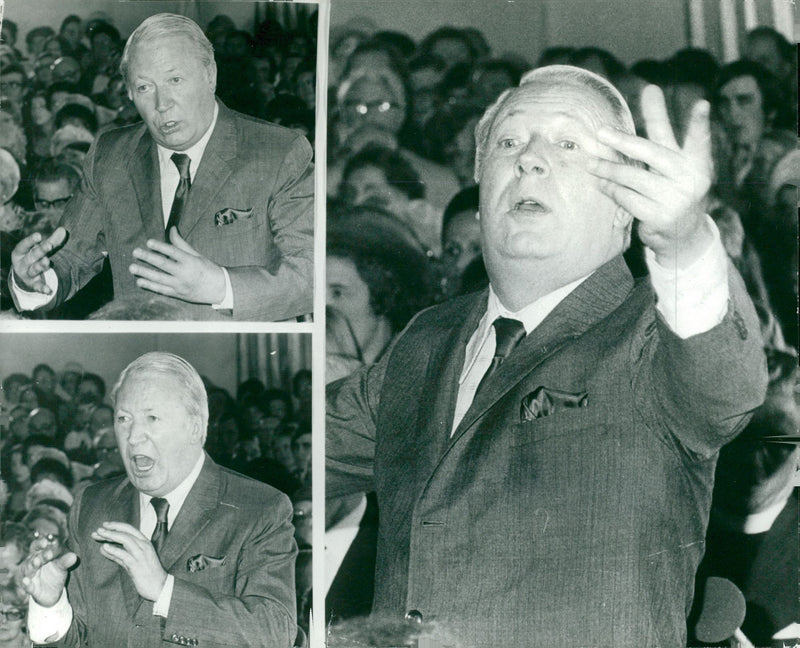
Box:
[510,406,608,447]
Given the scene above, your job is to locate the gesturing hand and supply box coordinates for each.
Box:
[91,522,167,602]
[11,227,68,293]
[589,84,714,269]
[129,228,227,305]
[20,537,78,607]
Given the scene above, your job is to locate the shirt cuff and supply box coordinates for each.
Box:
[645,214,729,339]
[153,574,174,617]
[27,589,73,643]
[10,268,58,311]
[211,267,233,310]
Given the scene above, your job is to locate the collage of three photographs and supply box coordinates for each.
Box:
[0,1,797,646]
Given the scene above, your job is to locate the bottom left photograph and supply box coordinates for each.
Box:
[0,332,312,647]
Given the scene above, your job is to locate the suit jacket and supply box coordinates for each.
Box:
[50,455,297,648]
[326,255,768,648]
[47,101,314,320]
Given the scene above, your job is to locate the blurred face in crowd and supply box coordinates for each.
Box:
[430,37,472,69]
[52,56,82,85]
[76,379,102,405]
[296,70,316,110]
[114,370,204,497]
[19,388,39,413]
[472,68,516,109]
[717,75,766,151]
[30,94,52,127]
[341,164,410,215]
[327,254,389,357]
[0,71,25,106]
[0,545,24,588]
[127,35,217,152]
[448,115,480,187]
[90,405,114,435]
[28,408,56,438]
[340,76,405,136]
[9,407,29,442]
[478,80,629,286]
[0,598,25,644]
[34,179,74,234]
[33,368,56,395]
[292,432,312,471]
[442,209,482,276]
[411,65,444,127]
[44,38,63,58]
[34,54,56,87]
[61,21,83,48]
[272,434,295,472]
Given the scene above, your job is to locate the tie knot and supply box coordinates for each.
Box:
[170,152,191,180]
[492,317,526,359]
[150,497,169,523]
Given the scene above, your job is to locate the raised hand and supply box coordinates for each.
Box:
[20,537,78,607]
[129,228,227,305]
[590,84,714,269]
[11,227,68,293]
[91,522,167,602]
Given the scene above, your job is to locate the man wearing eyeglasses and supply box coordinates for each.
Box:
[30,161,81,237]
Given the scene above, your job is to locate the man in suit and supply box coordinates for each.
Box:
[326,66,768,647]
[21,352,297,647]
[10,14,313,321]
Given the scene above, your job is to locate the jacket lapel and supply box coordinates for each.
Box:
[158,455,221,574]
[127,128,164,241]
[104,479,143,618]
[449,256,635,443]
[179,101,236,240]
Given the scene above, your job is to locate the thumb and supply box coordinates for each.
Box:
[168,227,198,256]
[56,552,78,570]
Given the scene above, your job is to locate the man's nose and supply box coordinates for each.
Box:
[515,140,549,178]
[154,86,174,112]
[126,420,148,445]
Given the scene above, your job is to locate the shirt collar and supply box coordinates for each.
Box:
[139,451,205,523]
[156,101,219,179]
[460,275,591,383]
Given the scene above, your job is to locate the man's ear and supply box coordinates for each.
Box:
[613,204,633,230]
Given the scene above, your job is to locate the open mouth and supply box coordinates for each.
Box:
[511,198,549,214]
[131,454,155,472]
[160,120,180,134]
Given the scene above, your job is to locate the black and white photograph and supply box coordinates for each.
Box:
[324,2,798,647]
[0,1,319,321]
[0,332,313,646]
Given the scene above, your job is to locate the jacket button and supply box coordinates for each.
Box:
[405,609,423,623]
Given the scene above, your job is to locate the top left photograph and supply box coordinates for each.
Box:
[0,1,319,321]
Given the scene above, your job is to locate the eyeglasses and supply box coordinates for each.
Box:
[342,100,401,117]
[34,195,73,210]
[31,530,61,543]
[0,608,25,622]
[0,79,23,90]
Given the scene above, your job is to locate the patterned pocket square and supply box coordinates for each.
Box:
[187,554,226,573]
[214,207,253,226]
[520,387,589,421]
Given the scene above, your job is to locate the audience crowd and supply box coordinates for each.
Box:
[324,19,798,646]
[0,360,313,641]
[0,10,317,318]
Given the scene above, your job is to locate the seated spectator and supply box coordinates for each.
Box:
[0,581,28,648]
[22,503,68,557]
[29,457,73,491]
[340,144,441,254]
[293,57,317,111]
[0,20,23,62]
[53,103,98,134]
[439,185,481,297]
[28,159,80,237]
[91,428,125,480]
[25,26,56,68]
[58,15,88,62]
[327,205,436,364]
[50,56,82,86]
[26,408,57,441]
[332,64,460,211]
[408,53,447,136]
[469,59,522,110]
[292,427,312,486]
[743,26,796,129]
[0,523,27,588]
[418,26,476,72]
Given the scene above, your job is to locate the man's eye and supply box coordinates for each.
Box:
[170,77,182,84]
[559,140,578,151]
[116,415,129,423]
[498,138,519,149]
[136,84,150,93]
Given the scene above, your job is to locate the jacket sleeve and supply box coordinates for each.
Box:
[227,134,314,321]
[639,258,769,459]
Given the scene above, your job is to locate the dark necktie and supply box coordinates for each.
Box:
[474,317,526,399]
[150,497,169,555]
[166,153,191,240]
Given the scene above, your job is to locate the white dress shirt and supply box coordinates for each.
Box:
[12,103,234,311]
[28,452,206,643]
[453,215,730,434]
